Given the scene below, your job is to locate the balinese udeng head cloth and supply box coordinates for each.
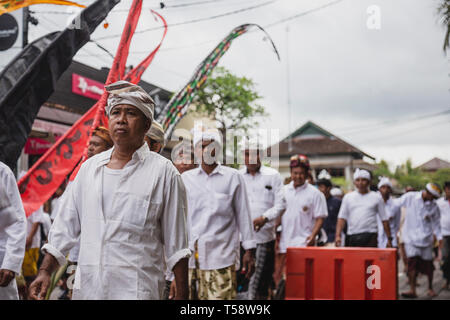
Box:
[377,176,392,189]
[93,126,113,148]
[105,80,155,122]
[289,154,310,169]
[353,168,371,181]
[146,121,165,146]
[425,182,441,198]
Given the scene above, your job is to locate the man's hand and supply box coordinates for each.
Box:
[0,269,15,287]
[306,235,316,247]
[335,235,342,247]
[386,240,393,248]
[28,270,52,300]
[253,216,268,232]
[25,236,32,251]
[242,249,255,280]
[169,280,176,300]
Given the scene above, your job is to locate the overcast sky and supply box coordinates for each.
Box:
[17,0,450,168]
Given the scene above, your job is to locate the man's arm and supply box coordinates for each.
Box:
[233,174,256,279]
[306,218,325,246]
[172,258,189,300]
[382,221,393,248]
[335,218,346,247]
[162,165,191,299]
[28,253,59,299]
[0,165,27,286]
[255,174,286,231]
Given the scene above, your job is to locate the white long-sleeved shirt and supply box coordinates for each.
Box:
[182,164,256,270]
[27,206,44,249]
[239,165,286,244]
[377,196,402,248]
[42,144,191,300]
[338,190,387,235]
[400,191,442,247]
[0,161,27,274]
[437,197,450,237]
[279,181,327,253]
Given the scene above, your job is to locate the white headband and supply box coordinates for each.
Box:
[354,168,370,181]
[377,177,392,189]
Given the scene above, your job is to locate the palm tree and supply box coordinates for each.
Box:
[438,0,450,51]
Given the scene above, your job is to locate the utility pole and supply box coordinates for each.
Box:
[286,24,292,152]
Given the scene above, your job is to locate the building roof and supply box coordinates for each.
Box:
[274,121,375,160]
[46,60,172,116]
[417,157,450,171]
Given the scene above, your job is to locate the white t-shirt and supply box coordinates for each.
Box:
[437,197,450,237]
[338,190,387,235]
[279,182,328,252]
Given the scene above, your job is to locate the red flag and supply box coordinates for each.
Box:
[18,0,147,217]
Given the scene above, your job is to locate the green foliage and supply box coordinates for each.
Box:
[193,66,268,135]
[373,158,450,191]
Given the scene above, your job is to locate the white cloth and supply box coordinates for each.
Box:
[50,196,63,221]
[40,212,52,239]
[377,177,392,189]
[437,197,450,237]
[27,206,44,249]
[338,190,388,235]
[377,196,401,247]
[239,166,286,244]
[279,182,327,253]
[181,164,256,270]
[399,191,441,248]
[353,168,370,180]
[404,243,433,260]
[0,161,27,300]
[42,144,191,300]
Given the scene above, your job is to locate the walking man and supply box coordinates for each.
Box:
[181,127,256,300]
[317,177,342,246]
[400,182,442,298]
[29,81,190,300]
[239,141,285,300]
[377,177,402,248]
[335,169,392,248]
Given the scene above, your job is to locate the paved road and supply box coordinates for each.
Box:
[398,258,450,300]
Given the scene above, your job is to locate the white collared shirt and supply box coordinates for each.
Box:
[377,196,402,247]
[0,161,27,275]
[437,197,450,237]
[182,164,256,270]
[279,181,327,253]
[43,143,191,300]
[338,190,387,235]
[399,191,442,247]
[239,165,286,244]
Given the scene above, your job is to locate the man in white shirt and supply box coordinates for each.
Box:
[278,154,327,275]
[181,128,256,300]
[399,182,442,298]
[376,177,402,248]
[335,169,392,248]
[29,80,191,300]
[0,161,27,300]
[437,181,450,290]
[239,142,285,300]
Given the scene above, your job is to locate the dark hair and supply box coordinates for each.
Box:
[317,179,332,188]
[445,181,450,189]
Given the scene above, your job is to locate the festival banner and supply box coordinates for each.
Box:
[0,0,84,15]
[156,23,280,141]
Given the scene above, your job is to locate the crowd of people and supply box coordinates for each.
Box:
[0,80,449,300]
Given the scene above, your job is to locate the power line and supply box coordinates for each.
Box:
[93,0,279,40]
[334,109,450,135]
